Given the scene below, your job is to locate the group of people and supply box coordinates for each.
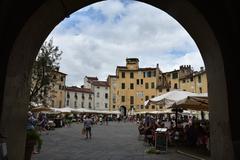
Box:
[137,114,210,151]
[26,111,48,154]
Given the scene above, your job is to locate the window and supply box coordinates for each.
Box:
[75,93,78,99]
[145,105,149,109]
[52,100,54,107]
[67,92,70,98]
[121,83,125,89]
[190,77,193,81]
[81,93,84,99]
[151,82,155,89]
[81,102,84,108]
[66,100,69,106]
[59,100,62,108]
[145,96,149,101]
[59,85,61,90]
[130,83,134,89]
[130,72,134,78]
[105,103,108,108]
[113,105,116,109]
[97,92,100,98]
[61,76,64,81]
[198,75,202,83]
[147,71,152,77]
[89,94,92,100]
[166,88,170,92]
[141,105,144,109]
[130,96,134,104]
[151,95,155,98]
[141,79,143,84]
[153,71,156,77]
[136,79,139,85]
[121,96,125,102]
[199,87,202,93]
[143,72,146,77]
[172,72,178,79]
[122,72,125,78]
[152,105,155,109]
[174,83,178,89]
[183,79,186,83]
[89,102,91,108]
[145,83,149,89]
[105,93,108,99]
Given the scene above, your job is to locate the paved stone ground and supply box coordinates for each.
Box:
[32,122,199,160]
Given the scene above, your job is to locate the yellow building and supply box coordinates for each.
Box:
[107,75,117,111]
[179,68,208,93]
[108,60,208,115]
[109,58,161,115]
[157,65,194,94]
[50,70,67,108]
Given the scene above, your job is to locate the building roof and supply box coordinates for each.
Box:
[91,81,109,87]
[193,70,206,76]
[116,66,127,69]
[139,67,157,71]
[52,70,67,75]
[116,66,156,71]
[66,86,93,94]
[108,75,117,78]
[85,76,98,81]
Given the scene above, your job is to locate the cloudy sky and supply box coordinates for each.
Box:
[46,0,204,86]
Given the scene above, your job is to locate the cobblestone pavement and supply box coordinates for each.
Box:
[32,122,197,160]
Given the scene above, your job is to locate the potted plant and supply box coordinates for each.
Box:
[25,129,42,160]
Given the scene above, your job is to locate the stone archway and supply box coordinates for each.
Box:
[119,106,127,116]
[0,0,237,160]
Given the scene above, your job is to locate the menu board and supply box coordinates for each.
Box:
[155,132,167,152]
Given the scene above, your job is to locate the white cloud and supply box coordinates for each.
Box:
[46,0,204,86]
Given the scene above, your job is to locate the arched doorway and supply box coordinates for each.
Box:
[0,1,237,159]
[119,106,127,117]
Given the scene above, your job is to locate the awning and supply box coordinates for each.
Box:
[145,90,208,111]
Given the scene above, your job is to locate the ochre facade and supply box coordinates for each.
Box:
[108,59,208,115]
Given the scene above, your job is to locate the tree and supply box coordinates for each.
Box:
[29,39,62,108]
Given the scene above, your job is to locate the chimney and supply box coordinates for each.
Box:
[55,66,60,71]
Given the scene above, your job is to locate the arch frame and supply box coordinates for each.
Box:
[0,0,234,159]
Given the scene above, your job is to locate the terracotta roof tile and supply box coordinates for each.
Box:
[85,76,98,80]
[91,81,109,87]
[66,86,93,93]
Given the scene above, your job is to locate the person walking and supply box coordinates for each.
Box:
[105,116,109,125]
[83,115,93,139]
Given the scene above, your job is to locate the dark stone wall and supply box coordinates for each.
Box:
[0,0,44,117]
[0,0,239,159]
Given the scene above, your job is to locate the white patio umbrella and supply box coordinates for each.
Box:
[144,90,208,111]
[50,107,73,113]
